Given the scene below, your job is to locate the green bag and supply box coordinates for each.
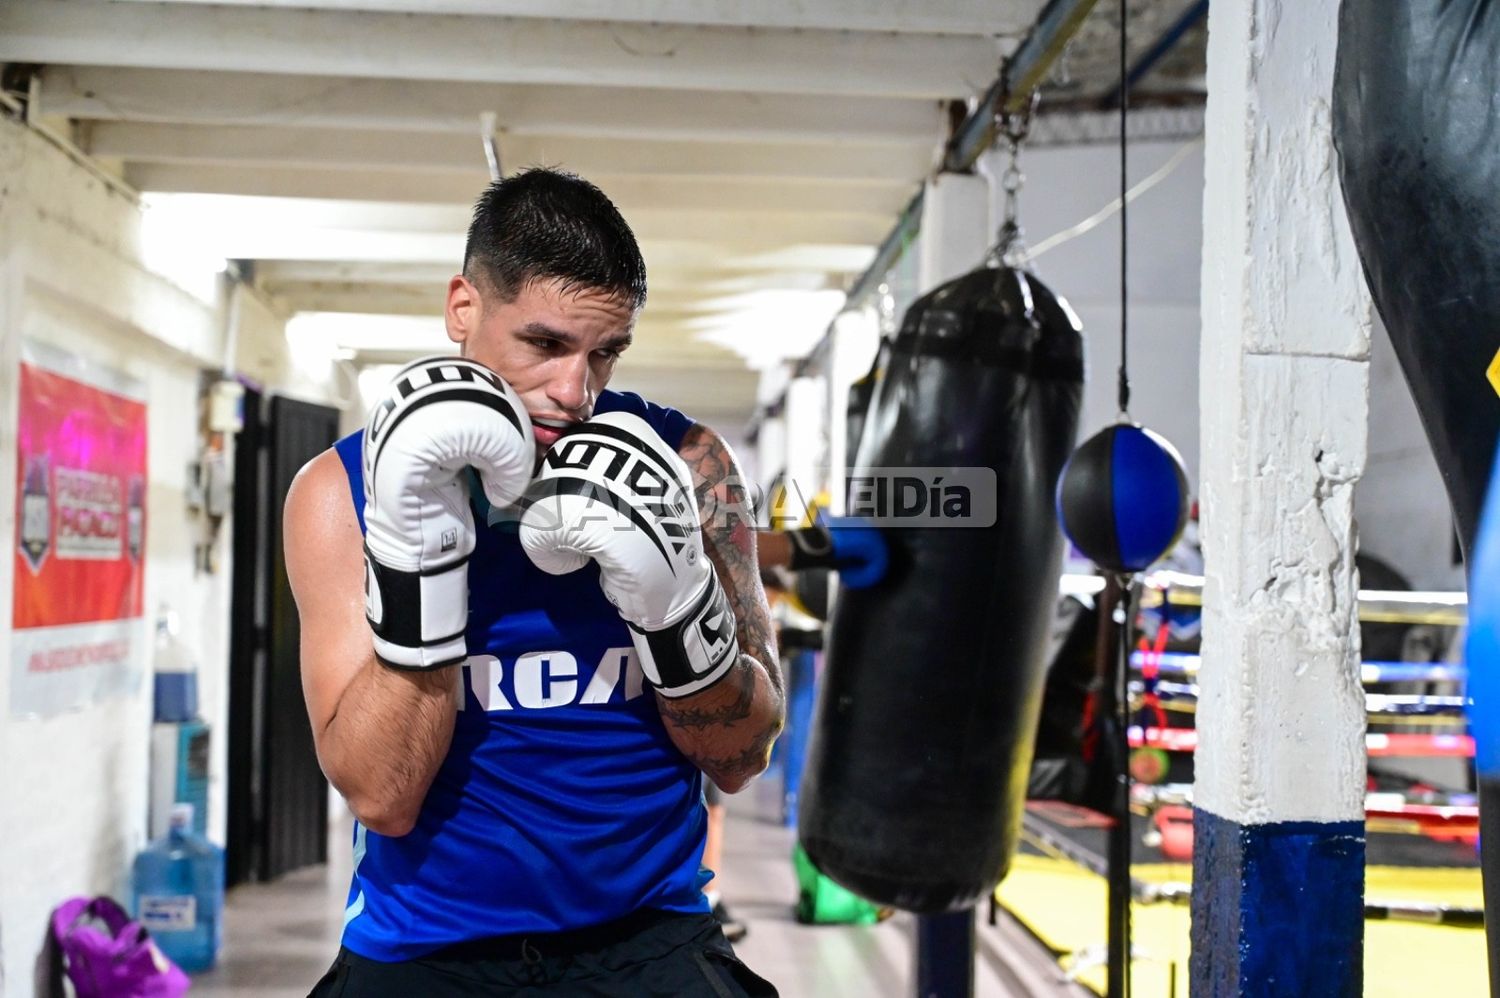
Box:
[793,843,885,925]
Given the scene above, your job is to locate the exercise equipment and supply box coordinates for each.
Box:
[1028,597,1105,805]
[767,489,835,622]
[1467,451,1500,988]
[791,844,885,926]
[1333,2,1500,561]
[1334,6,1500,985]
[1056,425,1189,575]
[798,262,1084,913]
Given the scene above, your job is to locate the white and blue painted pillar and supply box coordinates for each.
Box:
[1194,0,1372,994]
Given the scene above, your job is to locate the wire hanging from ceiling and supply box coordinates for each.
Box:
[1118,0,1132,418]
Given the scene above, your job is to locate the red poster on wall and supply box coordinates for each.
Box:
[12,341,148,717]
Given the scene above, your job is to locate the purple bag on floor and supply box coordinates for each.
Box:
[51,896,191,998]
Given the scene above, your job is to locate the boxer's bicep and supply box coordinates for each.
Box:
[283,450,377,751]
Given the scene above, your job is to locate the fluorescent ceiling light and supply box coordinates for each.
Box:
[691,289,846,369]
[139,193,466,263]
[139,197,228,304]
[285,312,450,355]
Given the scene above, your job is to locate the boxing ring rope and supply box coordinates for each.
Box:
[1121,649,1469,686]
[1113,572,1474,750]
[1131,675,1468,714]
[1063,571,1470,626]
[1004,572,1487,956]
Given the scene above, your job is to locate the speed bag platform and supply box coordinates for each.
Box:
[798,264,1085,913]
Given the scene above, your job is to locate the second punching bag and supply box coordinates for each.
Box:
[1333,0,1500,559]
[1335,5,1500,990]
[798,265,1084,913]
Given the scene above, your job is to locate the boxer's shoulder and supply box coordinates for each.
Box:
[287,447,357,527]
[282,449,365,614]
[596,389,696,451]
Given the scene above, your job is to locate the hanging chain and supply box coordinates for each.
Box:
[989,89,1039,268]
[1053,40,1075,89]
[875,280,898,338]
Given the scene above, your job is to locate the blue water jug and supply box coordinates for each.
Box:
[131,803,223,972]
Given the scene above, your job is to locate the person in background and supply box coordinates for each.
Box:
[697,515,890,941]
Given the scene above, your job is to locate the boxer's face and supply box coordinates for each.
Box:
[446,274,637,450]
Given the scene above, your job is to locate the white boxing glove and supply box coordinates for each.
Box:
[362,356,535,669]
[518,412,740,697]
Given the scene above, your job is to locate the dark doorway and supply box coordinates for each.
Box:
[226,389,341,885]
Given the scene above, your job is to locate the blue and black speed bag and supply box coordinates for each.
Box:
[1055,423,1189,574]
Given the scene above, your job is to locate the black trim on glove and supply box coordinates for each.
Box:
[630,570,740,698]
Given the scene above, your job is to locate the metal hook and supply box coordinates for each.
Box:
[987,90,1039,269]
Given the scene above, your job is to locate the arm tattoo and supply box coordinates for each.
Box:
[676,424,781,695]
[655,659,756,730]
[655,425,784,784]
[688,735,782,781]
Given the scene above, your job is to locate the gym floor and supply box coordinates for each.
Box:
[192,779,1087,998]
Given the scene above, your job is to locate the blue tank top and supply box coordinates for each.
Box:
[332,389,707,961]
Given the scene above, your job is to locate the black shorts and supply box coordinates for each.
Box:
[308,909,776,997]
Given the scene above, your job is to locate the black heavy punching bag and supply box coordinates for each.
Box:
[1333,4,1500,990]
[798,265,1084,913]
[1333,1,1500,560]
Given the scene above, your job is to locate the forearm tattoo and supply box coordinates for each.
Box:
[656,425,784,773]
[676,424,780,694]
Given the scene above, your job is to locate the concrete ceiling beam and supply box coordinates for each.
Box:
[108,0,1044,37]
[43,67,946,145]
[89,122,935,184]
[3,3,1002,99]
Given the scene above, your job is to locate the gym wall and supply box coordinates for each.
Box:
[0,115,343,998]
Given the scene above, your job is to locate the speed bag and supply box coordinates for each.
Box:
[797,264,1084,913]
[1333,0,1500,559]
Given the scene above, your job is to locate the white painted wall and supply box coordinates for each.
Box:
[981,137,1207,485]
[917,172,991,292]
[0,117,342,998]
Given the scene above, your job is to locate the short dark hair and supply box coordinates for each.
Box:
[462,169,647,309]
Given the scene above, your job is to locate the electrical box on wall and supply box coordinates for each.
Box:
[207,379,245,434]
[150,721,210,840]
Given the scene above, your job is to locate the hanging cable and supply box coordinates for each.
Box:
[1114,16,1136,998]
[1028,139,1201,261]
[1118,0,1132,418]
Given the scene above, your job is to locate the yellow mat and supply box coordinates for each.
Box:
[995,855,1485,997]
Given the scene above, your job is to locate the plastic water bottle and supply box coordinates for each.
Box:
[152,609,199,723]
[132,803,224,972]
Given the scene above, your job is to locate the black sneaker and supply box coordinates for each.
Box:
[712,899,749,943]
